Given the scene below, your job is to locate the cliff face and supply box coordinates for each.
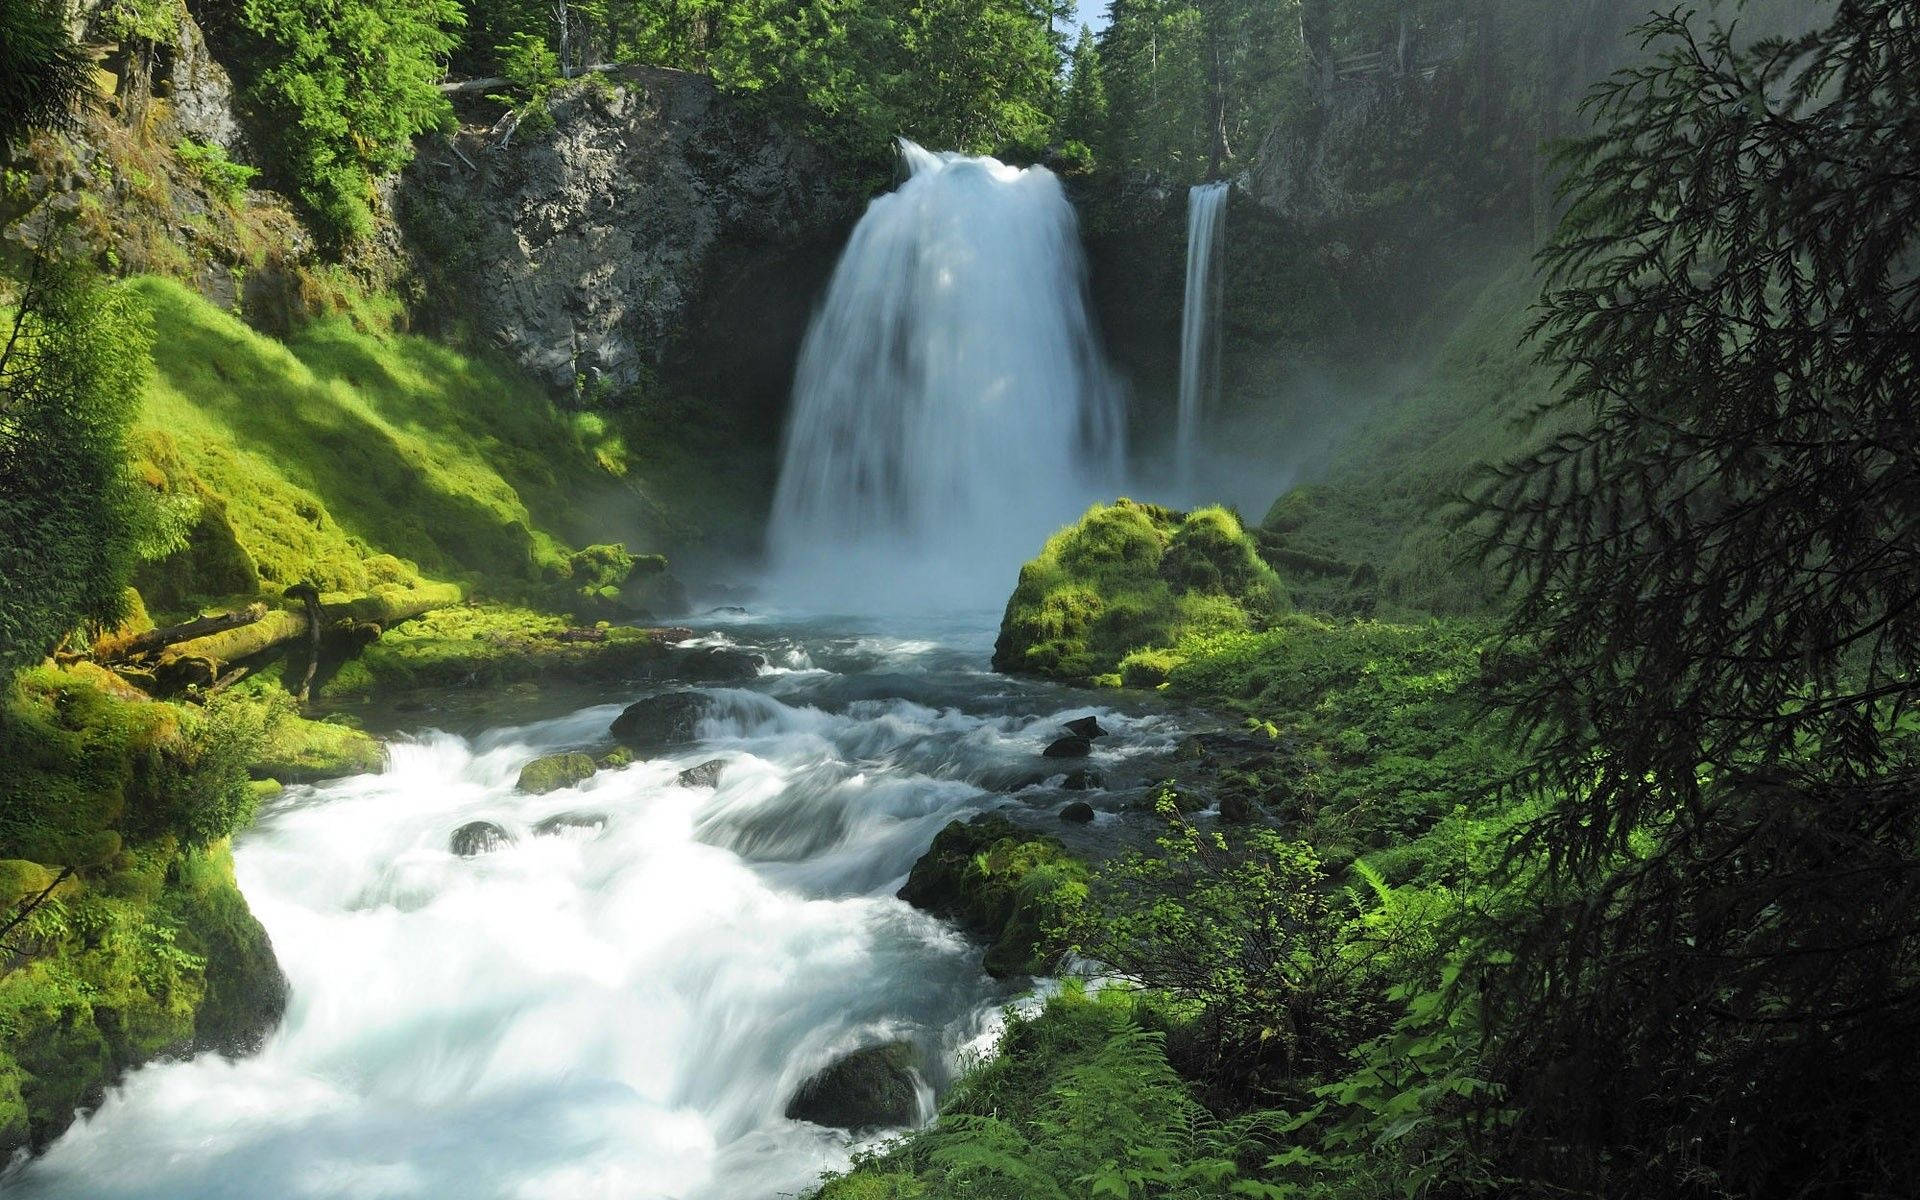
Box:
[400,67,857,417]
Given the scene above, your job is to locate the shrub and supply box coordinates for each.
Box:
[174,139,258,207]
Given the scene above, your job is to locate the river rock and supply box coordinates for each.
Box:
[610,692,710,752]
[450,821,515,857]
[677,759,728,788]
[516,752,598,795]
[1060,801,1096,824]
[1062,768,1102,791]
[1043,735,1094,759]
[533,812,609,837]
[784,1042,922,1131]
[667,646,765,682]
[1064,716,1109,739]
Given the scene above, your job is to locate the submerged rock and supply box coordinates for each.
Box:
[785,1042,922,1131]
[667,646,765,682]
[1062,768,1103,791]
[532,812,609,837]
[1064,715,1109,739]
[677,759,728,789]
[1060,801,1097,824]
[450,821,515,857]
[1043,735,1093,759]
[609,692,711,752]
[516,752,598,795]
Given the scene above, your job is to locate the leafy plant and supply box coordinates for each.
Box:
[174,139,258,207]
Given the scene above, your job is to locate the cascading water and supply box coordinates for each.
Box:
[7,617,1182,1200]
[769,142,1123,610]
[1175,181,1230,490]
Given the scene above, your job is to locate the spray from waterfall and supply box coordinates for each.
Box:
[1175,181,1230,490]
[768,141,1124,610]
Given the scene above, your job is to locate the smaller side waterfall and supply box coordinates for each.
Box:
[1175,181,1230,489]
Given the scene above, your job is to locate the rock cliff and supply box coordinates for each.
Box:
[401,67,857,416]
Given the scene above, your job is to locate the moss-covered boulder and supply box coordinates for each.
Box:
[993,500,1285,683]
[516,752,598,795]
[898,814,1086,978]
[252,710,384,783]
[786,1042,923,1131]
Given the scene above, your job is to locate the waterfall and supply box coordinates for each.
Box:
[768,141,1123,610]
[1175,181,1230,489]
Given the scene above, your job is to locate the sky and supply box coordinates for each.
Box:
[1073,1,1109,34]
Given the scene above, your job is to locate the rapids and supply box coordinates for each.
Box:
[7,613,1183,1200]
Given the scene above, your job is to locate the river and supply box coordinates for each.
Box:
[10,611,1183,1199]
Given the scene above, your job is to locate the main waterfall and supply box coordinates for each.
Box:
[769,142,1123,609]
[1175,181,1229,489]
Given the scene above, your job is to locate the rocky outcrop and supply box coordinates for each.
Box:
[400,66,856,407]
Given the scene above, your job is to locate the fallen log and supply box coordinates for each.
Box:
[155,583,464,678]
[93,603,268,663]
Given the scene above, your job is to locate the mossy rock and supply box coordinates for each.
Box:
[994,500,1285,683]
[252,711,383,783]
[897,814,1086,978]
[516,752,597,795]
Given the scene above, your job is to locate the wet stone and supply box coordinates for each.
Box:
[1059,801,1096,824]
[450,821,514,857]
[677,758,728,788]
[1043,735,1093,759]
[1063,715,1109,739]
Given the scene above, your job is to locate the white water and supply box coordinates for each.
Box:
[769,143,1124,610]
[1175,181,1230,490]
[10,617,1181,1200]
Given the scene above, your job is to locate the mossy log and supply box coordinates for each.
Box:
[93,603,270,663]
[156,583,464,673]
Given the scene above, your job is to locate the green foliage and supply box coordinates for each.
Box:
[0,263,155,678]
[174,139,259,207]
[994,500,1284,682]
[0,0,95,148]
[820,988,1285,1200]
[235,0,462,243]
[1069,806,1365,1092]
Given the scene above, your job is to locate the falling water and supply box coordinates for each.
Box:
[1175,181,1230,489]
[769,142,1124,610]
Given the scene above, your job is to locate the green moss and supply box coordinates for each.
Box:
[994,500,1285,682]
[516,752,597,795]
[252,706,383,783]
[311,604,677,700]
[896,814,1087,978]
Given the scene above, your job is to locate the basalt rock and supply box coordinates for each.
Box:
[1043,735,1094,759]
[676,759,728,789]
[1064,716,1109,739]
[609,692,710,753]
[785,1042,922,1132]
[450,821,515,857]
[532,812,609,837]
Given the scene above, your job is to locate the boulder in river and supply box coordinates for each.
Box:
[450,821,514,857]
[667,646,765,682]
[610,692,711,752]
[1062,768,1102,791]
[1043,735,1093,759]
[533,812,610,837]
[516,752,598,795]
[1060,801,1096,824]
[677,758,728,788]
[1064,715,1109,739]
[785,1042,922,1131]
